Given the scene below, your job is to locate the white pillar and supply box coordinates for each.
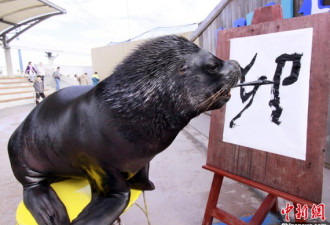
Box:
[3,37,14,77]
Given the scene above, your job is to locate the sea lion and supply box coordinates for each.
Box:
[8,35,241,225]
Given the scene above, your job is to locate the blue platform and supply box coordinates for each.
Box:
[214,212,282,225]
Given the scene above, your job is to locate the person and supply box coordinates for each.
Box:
[74,74,80,84]
[37,62,46,81]
[79,73,89,85]
[52,67,62,90]
[25,62,38,82]
[33,75,46,105]
[91,72,100,85]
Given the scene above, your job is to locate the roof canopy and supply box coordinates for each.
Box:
[0,0,66,46]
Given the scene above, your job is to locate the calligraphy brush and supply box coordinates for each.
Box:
[235,79,274,87]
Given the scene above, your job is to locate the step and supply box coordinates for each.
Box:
[0,76,55,110]
[0,86,34,93]
[0,81,32,87]
[0,91,34,101]
[0,96,33,103]
[0,97,34,110]
[0,77,28,83]
[0,89,53,100]
[0,89,54,110]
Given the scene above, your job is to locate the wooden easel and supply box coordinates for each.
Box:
[202,5,330,225]
[202,165,315,225]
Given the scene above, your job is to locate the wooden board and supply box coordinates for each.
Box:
[207,12,330,203]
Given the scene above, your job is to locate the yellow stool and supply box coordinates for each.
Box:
[16,179,144,225]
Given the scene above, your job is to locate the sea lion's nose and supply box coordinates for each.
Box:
[228,60,241,71]
[220,60,241,87]
[221,60,241,77]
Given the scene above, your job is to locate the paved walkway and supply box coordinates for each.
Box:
[0,104,329,224]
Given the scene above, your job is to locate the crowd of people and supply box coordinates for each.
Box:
[74,72,99,85]
[25,61,100,105]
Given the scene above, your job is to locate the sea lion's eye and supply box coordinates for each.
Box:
[206,63,219,74]
[179,64,187,75]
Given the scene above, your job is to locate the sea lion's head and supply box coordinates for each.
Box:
[100,35,241,120]
[178,48,240,113]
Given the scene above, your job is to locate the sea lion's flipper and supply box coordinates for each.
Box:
[128,163,155,190]
[23,183,70,225]
[71,191,130,225]
[72,171,130,225]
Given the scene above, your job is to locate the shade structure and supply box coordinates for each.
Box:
[0,0,65,75]
[0,0,66,44]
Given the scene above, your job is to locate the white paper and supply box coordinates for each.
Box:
[223,28,313,160]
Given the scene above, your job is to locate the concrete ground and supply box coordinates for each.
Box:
[0,104,329,225]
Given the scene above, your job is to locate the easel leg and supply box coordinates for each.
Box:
[202,173,224,225]
[271,196,279,213]
[249,194,277,225]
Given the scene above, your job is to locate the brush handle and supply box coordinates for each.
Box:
[235,79,274,87]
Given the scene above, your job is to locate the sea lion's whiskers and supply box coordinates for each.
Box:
[201,78,237,112]
[205,89,226,111]
[199,87,227,112]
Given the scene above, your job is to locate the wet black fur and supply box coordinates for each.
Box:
[8,35,240,225]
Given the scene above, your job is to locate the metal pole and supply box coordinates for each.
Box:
[18,49,23,74]
[15,30,24,74]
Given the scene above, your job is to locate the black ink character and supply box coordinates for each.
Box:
[269,53,303,125]
[230,53,268,128]
[229,53,303,128]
